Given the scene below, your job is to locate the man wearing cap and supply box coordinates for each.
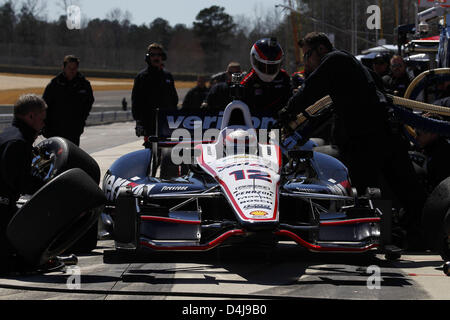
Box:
[372,53,390,79]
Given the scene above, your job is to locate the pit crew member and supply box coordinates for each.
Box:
[0,94,46,273]
[132,43,178,139]
[278,32,427,248]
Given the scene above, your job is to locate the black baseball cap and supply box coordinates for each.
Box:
[373,53,389,64]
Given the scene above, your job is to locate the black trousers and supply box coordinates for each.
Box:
[340,134,427,230]
[0,203,17,272]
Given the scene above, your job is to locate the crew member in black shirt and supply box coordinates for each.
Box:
[182,75,209,110]
[204,62,242,112]
[0,94,46,273]
[382,55,414,97]
[42,55,94,146]
[278,32,426,247]
[132,43,178,137]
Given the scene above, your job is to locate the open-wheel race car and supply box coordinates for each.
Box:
[101,100,399,259]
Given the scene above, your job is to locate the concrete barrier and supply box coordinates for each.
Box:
[0,110,133,132]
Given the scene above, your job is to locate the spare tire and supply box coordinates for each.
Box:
[422,176,450,260]
[32,137,101,185]
[64,223,99,254]
[6,168,106,266]
[32,138,102,253]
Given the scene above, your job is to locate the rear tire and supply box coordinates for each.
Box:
[6,168,106,266]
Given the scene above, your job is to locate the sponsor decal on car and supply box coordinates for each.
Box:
[103,173,155,201]
[250,211,268,216]
[164,112,276,131]
[160,186,189,192]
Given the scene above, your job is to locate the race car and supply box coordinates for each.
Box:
[100,100,397,258]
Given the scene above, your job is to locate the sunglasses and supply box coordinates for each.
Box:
[391,63,403,69]
[303,48,317,60]
[149,52,164,57]
[373,59,386,64]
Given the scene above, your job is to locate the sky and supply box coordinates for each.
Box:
[45,0,286,27]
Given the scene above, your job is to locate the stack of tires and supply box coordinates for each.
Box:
[6,137,106,267]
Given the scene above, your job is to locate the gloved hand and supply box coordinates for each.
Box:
[274,107,297,137]
[281,131,307,150]
[277,107,296,128]
[135,121,147,137]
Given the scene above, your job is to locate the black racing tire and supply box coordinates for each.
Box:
[159,147,188,179]
[6,168,106,266]
[33,137,101,185]
[32,137,102,254]
[385,251,402,261]
[64,223,98,254]
[422,177,450,260]
[444,261,450,276]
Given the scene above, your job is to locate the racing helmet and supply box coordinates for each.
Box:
[250,38,284,82]
[223,129,258,155]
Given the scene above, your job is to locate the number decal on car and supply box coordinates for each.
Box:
[247,170,272,183]
[230,170,246,181]
[230,170,272,183]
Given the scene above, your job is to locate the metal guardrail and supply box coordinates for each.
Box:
[0,64,201,81]
[0,110,133,132]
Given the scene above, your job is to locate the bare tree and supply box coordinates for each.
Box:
[106,7,133,26]
[55,0,82,14]
[249,3,283,39]
[106,7,122,22]
[20,0,47,19]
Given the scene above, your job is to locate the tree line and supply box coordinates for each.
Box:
[0,0,419,78]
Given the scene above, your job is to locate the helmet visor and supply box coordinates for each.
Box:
[252,55,281,75]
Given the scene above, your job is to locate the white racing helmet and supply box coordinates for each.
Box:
[223,128,258,155]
